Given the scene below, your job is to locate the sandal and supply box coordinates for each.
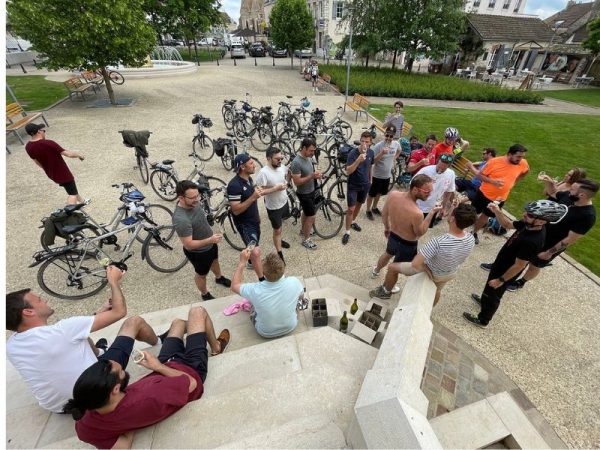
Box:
[211,329,230,356]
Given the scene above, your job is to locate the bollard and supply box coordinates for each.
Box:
[273,57,275,67]
[234,58,237,66]
[217,57,220,66]
[254,57,257,66]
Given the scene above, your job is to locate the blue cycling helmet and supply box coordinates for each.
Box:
[400,137,411,155]
[123,190,145,203]
[302,98,311,108]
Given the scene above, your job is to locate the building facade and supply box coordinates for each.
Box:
[240,0,265,32]
[463,0,529,16]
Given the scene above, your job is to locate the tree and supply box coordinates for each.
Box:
[459,19,484,67]
[8,0,156,105]
[269,0,314,68]
[583,16,600,56]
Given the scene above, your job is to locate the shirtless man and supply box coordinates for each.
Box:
[370,174,442,298]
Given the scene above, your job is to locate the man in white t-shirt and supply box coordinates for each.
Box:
[6,266,160,413]
[255,147,291,263]
[231,250,303,338]
[415,153,456,228]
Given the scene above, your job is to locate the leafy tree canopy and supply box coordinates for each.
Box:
[583,16,600,56]
[269,0,314,67]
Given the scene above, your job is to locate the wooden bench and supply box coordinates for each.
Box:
[64,77,97,101]
[80,71,103,91]
[6,102,49,145]
[373,120,413,138]
[451,152,475,181]
[346,93,370,121]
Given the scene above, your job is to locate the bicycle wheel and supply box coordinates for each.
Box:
[327,179,348,203]
[233,120,248,141]
[192,134,214,161]
[137,204,174,243]
[313,199,344,239]
[137,155,149,184]
[221,147,235,171]
[143,225,188,273]
[37,251,107,300]
[219,211,245,251]
[109,70,125,85]
[222,105,234,129]
[334,120,353,141]
[40,226,102,252]
[193,176,227,211]
[150,170,178,202]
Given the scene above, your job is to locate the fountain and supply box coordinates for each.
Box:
[110,46,196,79]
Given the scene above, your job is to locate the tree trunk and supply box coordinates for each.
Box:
[290,53,294,69]
[193,43,199,65]
[100,68,116,105]
[392,49,397,69]
[365,54,370,67]
[405,56,415,72]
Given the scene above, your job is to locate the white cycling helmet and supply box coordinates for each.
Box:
[524,200,568,223]
[444,127,459,139]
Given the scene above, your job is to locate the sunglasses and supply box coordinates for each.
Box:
[385,133,394,137]
[416,187,433,194]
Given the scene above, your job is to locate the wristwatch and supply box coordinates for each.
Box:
[499,276,506,283]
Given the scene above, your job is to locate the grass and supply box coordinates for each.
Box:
[178,47,226,63]
[371,104,600,275]
[321,64,544,104]
[6,76,69,110]
[542,88,600,108]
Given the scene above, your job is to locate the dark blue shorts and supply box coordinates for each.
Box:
[385,232,418,263]
[158,332,209,382]
[235,220,261,246]
[98,336,134,369]
[347,183,370,207]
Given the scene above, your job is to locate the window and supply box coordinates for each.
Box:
[488,0,496,8]
[335,1,344,19]
[513,0,521,12]
[482,51,488,61]
[473,0,481,6]
[503,0,510,9]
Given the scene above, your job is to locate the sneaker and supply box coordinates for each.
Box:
[472,232,479,245]
[351,222,362,232]
[463,312,487,328]
[302,239,317,250]
[95,338,109,353]
[480,263,493,271]
[342,233,350,245]
[391,284,401,294]
[366,211,374,221]
[371,267,380,278]
[506,280,523,292]
[202,292,216,300]
[369,285,391,299]
[157,330,169,344]
[215,276,231,288]
[281,240,291,249]
[372,207,382,215]
[470,293,482,306]
[211,329,230,356]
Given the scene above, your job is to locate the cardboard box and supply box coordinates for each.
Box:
[350,299,388,344]
[311,298,328,327]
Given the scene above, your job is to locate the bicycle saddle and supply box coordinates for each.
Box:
[61,223,96,234]
[286,95,293,99]
[162,159,175,165]
[226,132,235,138]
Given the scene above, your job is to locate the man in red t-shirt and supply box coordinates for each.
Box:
[66,306,230,449]
[407,134,437,175]
[431,127,470,163]
[24,123,85,205]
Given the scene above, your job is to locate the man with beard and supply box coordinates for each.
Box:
[471,144,530,244]
[464,200,568,328]
[406,134,437,175]
[6,267,160,413]
[370,174,441,298]
[502,179,597,292]
[66,306,230,449]
[255,147,291,263]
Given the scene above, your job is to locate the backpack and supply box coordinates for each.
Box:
[214,138,230,157]
[337,144,355,164]
[487,217,507,236]
[42,210,88,246]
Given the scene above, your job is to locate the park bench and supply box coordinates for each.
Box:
[373,120,413,138]
[451,152,475,181]
[64,76,97,101]
[6,102,49,146]
[346,93,370,121]
[80,71,103,91]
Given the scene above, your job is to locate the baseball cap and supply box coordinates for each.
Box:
[439,153,454,164]
[385,125,397,135]
[25,123,46,136]
[234,153,251,172]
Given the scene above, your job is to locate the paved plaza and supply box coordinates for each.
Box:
[5,59,600,448]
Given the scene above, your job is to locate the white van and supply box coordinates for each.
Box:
[231,44,245,59]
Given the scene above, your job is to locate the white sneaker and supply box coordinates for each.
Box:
[391,284,401,294]
[302,239,317,250]
[371,267,380,278]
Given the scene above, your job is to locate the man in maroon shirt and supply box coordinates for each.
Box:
[66,306,230,449]
[24,123,85,204]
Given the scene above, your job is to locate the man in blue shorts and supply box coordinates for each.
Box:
[342,131,375,245]
[227,154,265,280]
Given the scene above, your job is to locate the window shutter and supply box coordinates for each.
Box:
[332,1,337,18]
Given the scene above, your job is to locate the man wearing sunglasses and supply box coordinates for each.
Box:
[455,148,496,201]
[366,125,401,221]
[464,199,567,328]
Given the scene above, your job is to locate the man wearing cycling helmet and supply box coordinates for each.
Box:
[504,179,597,292]
[432,127,469,163]
[463,199,568,328]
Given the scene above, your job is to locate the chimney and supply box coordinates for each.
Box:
[566,0,575,7]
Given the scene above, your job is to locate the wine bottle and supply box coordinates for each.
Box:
[340,311,348,333]
[350,298,358,315]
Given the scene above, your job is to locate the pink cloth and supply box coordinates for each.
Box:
[223,298,252,316]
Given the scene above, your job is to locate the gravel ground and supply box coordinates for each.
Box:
[5,60,600,448]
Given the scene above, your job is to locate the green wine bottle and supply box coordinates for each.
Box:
[340,311,348,333]
[350,298,358,315]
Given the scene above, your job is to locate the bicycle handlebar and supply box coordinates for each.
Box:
[112,183,134,189]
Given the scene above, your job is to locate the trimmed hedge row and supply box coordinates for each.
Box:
[321,64,543,104]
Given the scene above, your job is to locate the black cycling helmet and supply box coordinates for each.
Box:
[524,200,568,223]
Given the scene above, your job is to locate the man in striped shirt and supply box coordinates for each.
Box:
[370,203,477,304]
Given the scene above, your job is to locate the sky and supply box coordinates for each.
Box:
[219,0,569,25]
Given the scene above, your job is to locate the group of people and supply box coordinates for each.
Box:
[10,101,598,447]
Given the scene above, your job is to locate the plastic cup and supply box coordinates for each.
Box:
[132,349,145,364]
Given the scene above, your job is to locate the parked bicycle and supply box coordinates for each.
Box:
[96,68,125,85]
[40,183,174,251]
[214,132,264,172]
[31,186,186,300]
[191,114,215,160]
[119,130,152,184]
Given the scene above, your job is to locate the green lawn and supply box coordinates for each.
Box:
[178,47,226,62]
[6,76,69,111]
[371,104,600,275]
[543,88,600,108]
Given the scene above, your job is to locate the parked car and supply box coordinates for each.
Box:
[231,44,246,59]
[294,48,313,58]
[248,43,266,57]
[269,46,288,58]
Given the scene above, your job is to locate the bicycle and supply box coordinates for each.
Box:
[191,114,215,161]
[231,104,274,151]
[31,191,186,300]
[149,150,226,202]
[214,132,264,172]
[119,130,152,184]
[39,183,174,251]
[96,68,125,85]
